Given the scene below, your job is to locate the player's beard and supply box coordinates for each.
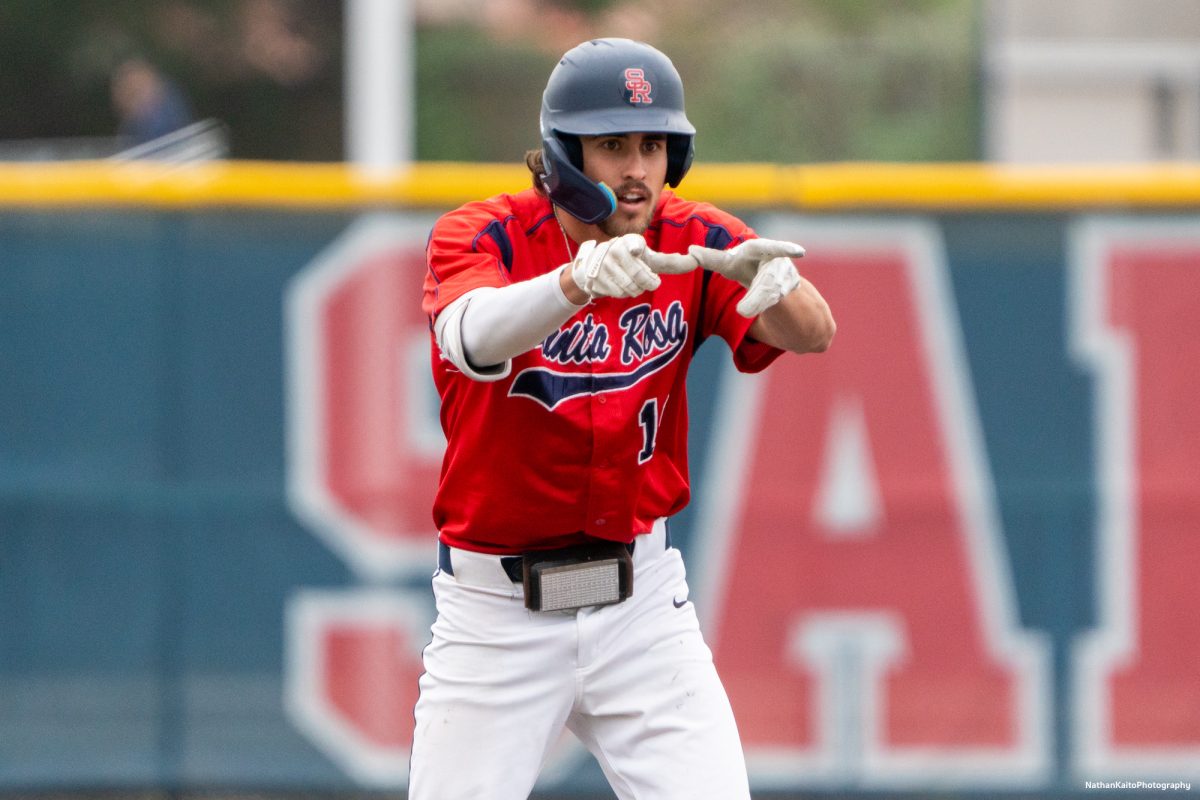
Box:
[598,181,656,238]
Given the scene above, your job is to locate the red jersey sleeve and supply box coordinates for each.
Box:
[422,198,516,321]
[699,269,785,373]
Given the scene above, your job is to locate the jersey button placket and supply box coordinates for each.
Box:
[586,374,617,532]
[583,373,605,532]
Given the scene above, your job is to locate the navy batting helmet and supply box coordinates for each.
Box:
[539,38,696,224]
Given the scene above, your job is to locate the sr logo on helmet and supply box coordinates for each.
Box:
[624,68,653,104]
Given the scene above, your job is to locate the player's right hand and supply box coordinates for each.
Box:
[569,233,662,299]
[687,238,806,317]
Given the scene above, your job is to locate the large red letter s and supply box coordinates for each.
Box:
[694,221,1050,788]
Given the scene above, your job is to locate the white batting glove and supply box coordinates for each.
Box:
[569,233,661,299]
[688,238,806,317]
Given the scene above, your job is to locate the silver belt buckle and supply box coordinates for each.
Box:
[522,542,633,612]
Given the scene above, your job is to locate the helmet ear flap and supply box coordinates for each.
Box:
[558,133,583,171]
[540,134,617,225]
[666,134,694,187]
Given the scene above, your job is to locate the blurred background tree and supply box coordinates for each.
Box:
[0,0,980,162]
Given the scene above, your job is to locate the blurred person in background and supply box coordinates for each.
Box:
[110,56,194,146]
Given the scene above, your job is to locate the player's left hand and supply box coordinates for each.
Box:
[688,238,806,317]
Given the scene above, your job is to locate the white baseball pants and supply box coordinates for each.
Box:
[408,520,750,800]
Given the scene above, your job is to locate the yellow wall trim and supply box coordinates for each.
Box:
[2,160,1199,210]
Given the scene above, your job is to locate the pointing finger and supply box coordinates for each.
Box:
[642,248,699,275]
[739,239,806,261]
[686,244,732,270]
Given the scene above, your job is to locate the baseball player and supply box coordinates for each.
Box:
[413,37,834,800]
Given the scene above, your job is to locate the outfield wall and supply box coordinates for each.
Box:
[1,162,1198,796]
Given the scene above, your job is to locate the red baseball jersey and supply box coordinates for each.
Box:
[423,188,784,554]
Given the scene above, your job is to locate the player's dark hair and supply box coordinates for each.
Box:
[525,148,549,195]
